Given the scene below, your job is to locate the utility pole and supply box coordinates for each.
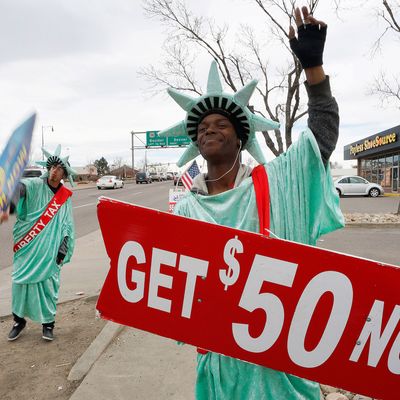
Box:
[130,131,135,176]
[41,125,54,160]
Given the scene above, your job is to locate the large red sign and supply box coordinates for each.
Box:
[97,197,400,400]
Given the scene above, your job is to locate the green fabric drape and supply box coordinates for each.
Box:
[12,178,75,323]
[174,129,344,400]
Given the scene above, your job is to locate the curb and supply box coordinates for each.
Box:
[68,321,125,381]
[72,181,136,192]
[0,294,100,320]
[71,184,97,191]
[344,223,400,228]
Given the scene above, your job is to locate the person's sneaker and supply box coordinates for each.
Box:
[42,326,54,341]
[7,321,26,341]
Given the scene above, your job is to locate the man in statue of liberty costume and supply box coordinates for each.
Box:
[6,145,75,341]
[158,6,344,400]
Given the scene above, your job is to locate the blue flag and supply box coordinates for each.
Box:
[0,113,36,211]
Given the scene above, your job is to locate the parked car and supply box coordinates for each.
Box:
[334,176,384,197]
[173,174,184,186]
[22,168,45,178]
[166,172,174,180]
[136,172,152,184]
[97,175,124,190]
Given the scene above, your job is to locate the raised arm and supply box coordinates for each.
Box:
[289,6,339,165]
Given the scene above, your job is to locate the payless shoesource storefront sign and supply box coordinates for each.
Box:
[350,133,397,156]
[344,126,400,160]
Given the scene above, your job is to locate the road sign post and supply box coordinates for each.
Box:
[145,131,191,148]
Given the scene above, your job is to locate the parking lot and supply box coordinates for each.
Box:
[339,195,399,214]
[317,195,400,266]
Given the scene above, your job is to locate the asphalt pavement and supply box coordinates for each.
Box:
[0,180,172,270]
[0,180,172,316]
[317,226,400,266]
[338,195,399,214]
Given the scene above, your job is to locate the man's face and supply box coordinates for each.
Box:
[197,114,239,162]
[49,163,65,184]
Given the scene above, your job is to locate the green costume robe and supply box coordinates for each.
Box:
[174,129,344,400]
[12,178,75,323]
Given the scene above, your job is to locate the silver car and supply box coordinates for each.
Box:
[97,175,124,190]
[334,176,384,197]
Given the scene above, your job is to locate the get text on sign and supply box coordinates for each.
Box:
[97,197,400,400]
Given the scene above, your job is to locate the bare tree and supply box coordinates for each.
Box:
[112,156,124,170]
[370,0,400,109]
[371,71,400,109]
[140,0,322,156]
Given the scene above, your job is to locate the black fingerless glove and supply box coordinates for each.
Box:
[56,236,69,265]
[56,253,65,265]
[289,24,327,69]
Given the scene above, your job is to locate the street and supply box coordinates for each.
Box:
[1,184,399,271]
[0,180,171,271]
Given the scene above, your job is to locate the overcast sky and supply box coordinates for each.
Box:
[0,0,398,170]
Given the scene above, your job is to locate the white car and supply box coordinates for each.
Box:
[97,175,124,190]
[334,176,384,197]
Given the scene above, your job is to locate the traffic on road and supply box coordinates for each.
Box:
[1,180,398,272]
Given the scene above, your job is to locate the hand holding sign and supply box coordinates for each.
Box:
[0,209,9,224]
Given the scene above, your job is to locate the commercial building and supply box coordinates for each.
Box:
[344,125,400,192]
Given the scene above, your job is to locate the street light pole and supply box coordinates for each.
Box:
[131,131,135,176]
[41,125,54,160]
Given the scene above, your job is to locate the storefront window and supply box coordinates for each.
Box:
[378,157,385,186]
[371,158,378,183]
[378,170,384,185]
[382,156,393,187]
[394,154,399,167]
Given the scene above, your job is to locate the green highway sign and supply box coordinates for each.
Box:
[146,131,167,147]
[146,131,191,147]
[167,135,191,146]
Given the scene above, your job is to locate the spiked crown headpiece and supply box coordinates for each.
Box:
[36,144,77,187]
[158,61,280,167]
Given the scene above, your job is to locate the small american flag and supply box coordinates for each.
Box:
[181,160,200,190]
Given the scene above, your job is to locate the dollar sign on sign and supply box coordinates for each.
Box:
[219,235,243,291]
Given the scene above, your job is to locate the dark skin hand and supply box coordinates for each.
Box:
[197,114,241,195]
[289,6,327,85]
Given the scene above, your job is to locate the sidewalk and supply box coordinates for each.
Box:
[0,229,109,317]
[69,326,196,400]
[0,228,197,399]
